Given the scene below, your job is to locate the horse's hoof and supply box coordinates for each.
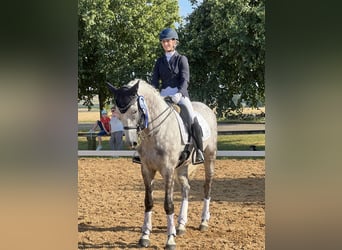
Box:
[138,238,150,248]
[199,224,208,231]
[199,220,209,231]
[165,245,176,250]
[165,234,176,250]
[176,228,186,236]
[176,224,186,236]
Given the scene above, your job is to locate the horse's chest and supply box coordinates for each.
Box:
[139,144,165,158]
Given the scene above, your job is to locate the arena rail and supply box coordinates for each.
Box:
[78,150,265,157]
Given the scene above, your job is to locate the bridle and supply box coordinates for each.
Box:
[117,95,145,131]
[118,95,174,136]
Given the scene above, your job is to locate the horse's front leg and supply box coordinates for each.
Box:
[163,169,176,250]
[139,166,156,248]
[176,166,190,236]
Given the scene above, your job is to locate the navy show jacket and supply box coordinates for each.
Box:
[151,51,190,98]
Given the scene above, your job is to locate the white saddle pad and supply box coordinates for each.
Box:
[174,110,211,145]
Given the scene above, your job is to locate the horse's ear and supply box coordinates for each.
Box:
[106,82,117,94]
[131,80,139,95]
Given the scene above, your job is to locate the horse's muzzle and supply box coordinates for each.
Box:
[129,141,138,149]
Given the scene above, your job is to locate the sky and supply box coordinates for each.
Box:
[178,0,193,18]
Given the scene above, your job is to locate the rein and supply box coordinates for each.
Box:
[143,102,174,136]
[123,95,174,138]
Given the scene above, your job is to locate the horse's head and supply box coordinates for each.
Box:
[107,80,147,148]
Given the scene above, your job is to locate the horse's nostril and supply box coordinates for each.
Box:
[133,142,138,146]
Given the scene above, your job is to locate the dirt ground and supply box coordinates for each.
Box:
[78,158,265,249]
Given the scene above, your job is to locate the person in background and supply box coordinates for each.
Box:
[89,109,110,150]
[109,107,124,151]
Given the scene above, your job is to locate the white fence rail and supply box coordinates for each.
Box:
[78,150,265,157]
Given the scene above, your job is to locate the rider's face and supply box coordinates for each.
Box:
[161,39,176,52]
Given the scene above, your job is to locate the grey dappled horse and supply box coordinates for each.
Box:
[108,79,217,249]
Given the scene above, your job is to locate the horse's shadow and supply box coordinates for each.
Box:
[78,241,139,249]
[78,223,165,249]
[134,176,265,203]
[190,177,265,203]
[78,222,166,234]
[78,223,138,233]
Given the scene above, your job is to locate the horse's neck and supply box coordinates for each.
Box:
[140,89,172,134]
[146,94,168,120]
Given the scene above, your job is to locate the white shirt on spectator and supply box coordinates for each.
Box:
[110,116,124,132]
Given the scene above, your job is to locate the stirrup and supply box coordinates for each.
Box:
[192,150,204,165]
[132,155,141,164]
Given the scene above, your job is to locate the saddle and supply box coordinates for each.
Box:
[164,97,195,167]
[164,97,191,138]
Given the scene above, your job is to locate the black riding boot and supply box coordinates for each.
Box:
[191,117,204,165]
[132,152,141,164]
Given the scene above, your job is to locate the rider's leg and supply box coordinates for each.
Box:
[178,97,204,164]
[133,152,141,164]
[191,117,204,164]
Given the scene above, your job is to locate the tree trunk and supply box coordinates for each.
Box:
[98,91,106,117]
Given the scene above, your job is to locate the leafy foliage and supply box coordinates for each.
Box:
[78,0,265,118]
[78,0,180,111]
[178,0,265,117]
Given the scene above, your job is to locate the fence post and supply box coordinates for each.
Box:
[87,132,97,150]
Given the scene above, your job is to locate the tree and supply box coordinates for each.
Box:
[78,0,180,112]
[178,0,265,117]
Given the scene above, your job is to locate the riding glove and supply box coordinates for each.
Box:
[171,93,182,104]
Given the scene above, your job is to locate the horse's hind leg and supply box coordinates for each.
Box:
[176,166,190,235]
[200,154,215,231]
[138,166,156,248]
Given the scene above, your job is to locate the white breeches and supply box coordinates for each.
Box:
[160,87,195,122]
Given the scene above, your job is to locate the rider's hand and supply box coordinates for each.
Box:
[171,93,182,104]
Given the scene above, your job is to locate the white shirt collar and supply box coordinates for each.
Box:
[165,51,176,62]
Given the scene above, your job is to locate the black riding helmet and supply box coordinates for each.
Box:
[159,28,179,41]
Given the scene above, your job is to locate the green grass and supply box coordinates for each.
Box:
[78,136,129,150]
[217,134,265,150]
[78,134,265,151]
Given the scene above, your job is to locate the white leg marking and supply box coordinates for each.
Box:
[142,211,152,235]
[167,213,176,236]
[178,199,189,226]
[201,197,211,221]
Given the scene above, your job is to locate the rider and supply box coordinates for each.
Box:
[150,27,204,164]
